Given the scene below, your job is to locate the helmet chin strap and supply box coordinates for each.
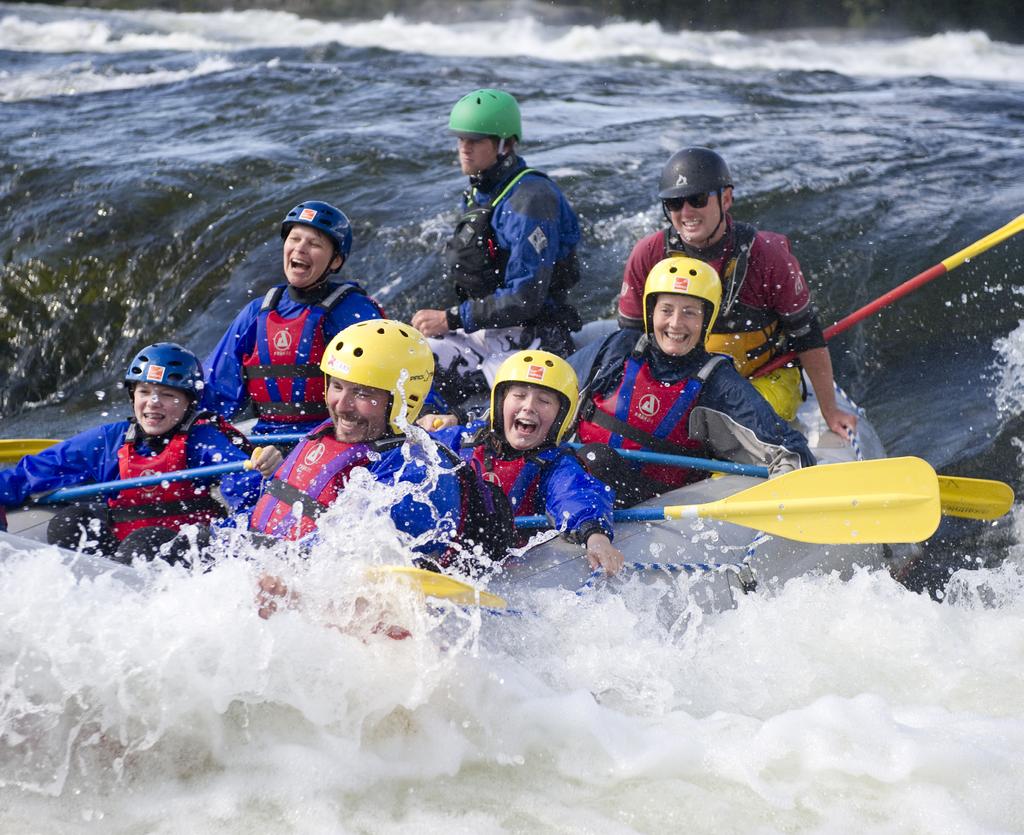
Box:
[701,191,726,248]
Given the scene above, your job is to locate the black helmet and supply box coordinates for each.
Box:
[657,148,733,200]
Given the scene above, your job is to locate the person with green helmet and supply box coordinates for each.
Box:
[617,147,858,439]
[412,88,583,409]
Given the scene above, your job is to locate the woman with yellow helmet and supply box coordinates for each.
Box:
[420,349,624,576]
[571,257,815,507]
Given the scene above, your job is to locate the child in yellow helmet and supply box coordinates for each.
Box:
[419,349,624,576]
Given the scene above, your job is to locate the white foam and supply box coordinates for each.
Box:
[1,7,1022,83]
[993,319,1024,418]
[0,56,232,102]
[1,519,1022,831]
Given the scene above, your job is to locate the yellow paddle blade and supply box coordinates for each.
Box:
[942,213,1024,271]
[937,475,1015,521]
[0,439,60,464]
[662,457,941,544]
[365,566,507,609]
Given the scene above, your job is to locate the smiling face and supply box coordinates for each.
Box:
[282,224,343,289]
[651,294,707,356]
[667,187,733,248]
[456,135,501,175]
[132,382,190,436]
[325,377,390,443]
[501,383,561,451]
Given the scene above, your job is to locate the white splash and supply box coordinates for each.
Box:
[1,516,1022,831]
[992,319,1024,418]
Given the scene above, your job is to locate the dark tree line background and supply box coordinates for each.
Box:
[24,0,1024,43]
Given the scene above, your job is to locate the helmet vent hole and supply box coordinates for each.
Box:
[399,329,408,338]
[689,269,698,276]
[544,360,554,367]
[669,266,678,273]
[523,355,533,362]
[377,327,386,334]
[353,347,363,357]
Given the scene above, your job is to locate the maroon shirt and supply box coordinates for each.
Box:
[618,218,812,327]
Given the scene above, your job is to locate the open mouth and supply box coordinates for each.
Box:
[335,413,368,434]
[512,415,538,436]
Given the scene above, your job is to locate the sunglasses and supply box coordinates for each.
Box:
[663,191,715,211]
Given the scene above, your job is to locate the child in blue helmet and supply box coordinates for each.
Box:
[202,200,384,436]
[0,343,281,564]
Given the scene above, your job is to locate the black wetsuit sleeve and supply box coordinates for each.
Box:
[780,305,827,353]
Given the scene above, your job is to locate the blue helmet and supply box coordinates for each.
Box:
[124,343,204,399]
[281,200,352,260]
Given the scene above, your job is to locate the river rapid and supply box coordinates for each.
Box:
[1,3,1024,832]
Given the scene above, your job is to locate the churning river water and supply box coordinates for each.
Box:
[1,3,1024,832]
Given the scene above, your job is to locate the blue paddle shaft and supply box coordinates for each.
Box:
[566,443,769,478]
[39,461,248,503]
[244,433,765,531]
[248,437,771,481]
[515,507,671,529]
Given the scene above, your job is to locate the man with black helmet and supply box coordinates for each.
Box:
[411,88,583,409]
[202,200,384,437]
[617,148,857,437]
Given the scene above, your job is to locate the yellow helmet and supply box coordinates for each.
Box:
[490,350,579,444]
[642,256,722,341]
[320,319,434,432]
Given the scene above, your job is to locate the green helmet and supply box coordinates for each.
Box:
[449,89,522,141]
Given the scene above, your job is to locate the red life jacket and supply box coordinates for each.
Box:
[242,283,374,425]
[577,354,726,489]
[106,414,242,540]
[249,421,394,541]
[467,440,556,517]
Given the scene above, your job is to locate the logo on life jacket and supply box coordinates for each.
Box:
[638,393,661,418]
[299,208,317,222]
[527,364,545,381]
[145,365,166,382]
[303,443,326,466]
[272,330,293,352]
[139,467,161,494]
[482,470,502,486]
[672,276,690,291]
